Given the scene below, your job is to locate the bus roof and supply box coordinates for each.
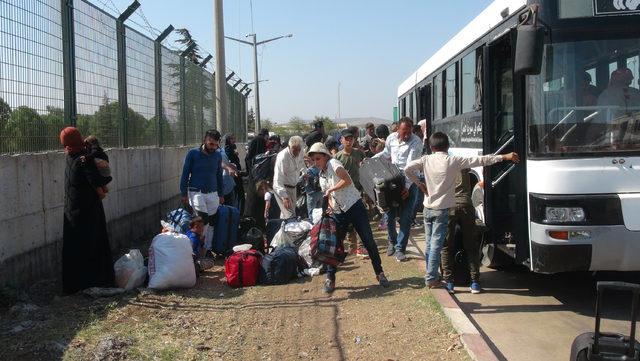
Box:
[397,0,527,98]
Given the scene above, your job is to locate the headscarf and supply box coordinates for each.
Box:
[59,127,85,155]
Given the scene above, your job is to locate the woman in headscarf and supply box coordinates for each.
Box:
[60,127,114,294]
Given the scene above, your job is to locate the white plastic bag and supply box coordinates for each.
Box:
[298,236,313,266]
[113,249,147,291]
[148,232,196,290]
[270,220,313,248]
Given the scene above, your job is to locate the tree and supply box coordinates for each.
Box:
[42,106,65,150]
[0,97,11,131]
[247,107,256,133]
[288,116,310,135]
[261,119,274,132]
[4,106,47,152]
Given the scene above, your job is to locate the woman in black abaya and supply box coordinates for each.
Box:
[60,127,114,294]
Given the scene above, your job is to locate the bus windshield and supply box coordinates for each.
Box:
[527,38,640,156]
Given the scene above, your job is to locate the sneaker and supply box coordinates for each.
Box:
[395,251,407,262]
[386,243,396,256]
[427,280,444,289]
[470,282,482,294]
[323,279,335,294]
[411,220,423,229]
[356,248,369,259]
[445,281,455,294]
[377,273,390,288]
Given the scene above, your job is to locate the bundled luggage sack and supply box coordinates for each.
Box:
[148,232,197,290]
[259,246,305,285]
[359,157,405,212]
[270,218,313,248]
[165,205,193,234]
[309,199,346,267]
[252,151,277,182]
[225,249,262,288]
[570,281,640,361]
[212,205,240,256]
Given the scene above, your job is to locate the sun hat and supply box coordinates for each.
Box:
[307,142,331,157]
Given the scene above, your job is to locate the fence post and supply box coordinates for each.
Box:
[180,56,187,146]
[154,25,173,147]
[60,0,77,127]
[116,1,140,148]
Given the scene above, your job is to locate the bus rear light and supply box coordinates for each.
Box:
[548,231,569,240]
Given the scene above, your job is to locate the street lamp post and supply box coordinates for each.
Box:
[225,33,292,131]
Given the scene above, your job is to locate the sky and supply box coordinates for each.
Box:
[109,0,494,123]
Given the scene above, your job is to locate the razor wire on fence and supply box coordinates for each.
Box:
[0,0,248,155]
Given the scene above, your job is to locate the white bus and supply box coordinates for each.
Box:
[397,0,640,273]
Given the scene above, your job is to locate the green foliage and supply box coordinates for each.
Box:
[247,108,256,133]
[288,116,310,135]
[4,106,48,152]
[0,97,11,131]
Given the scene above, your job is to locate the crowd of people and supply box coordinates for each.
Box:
[237,118,518,294]
[58,116,518,295]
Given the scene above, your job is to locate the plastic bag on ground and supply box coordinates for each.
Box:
[270,219,313,248]
[298,236,313,266]
[113,249,147,291]
[148,232,196,290]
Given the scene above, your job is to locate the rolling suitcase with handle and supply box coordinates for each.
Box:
[212,205,240,256]
[570,281,640,361]
[359,157,405,213]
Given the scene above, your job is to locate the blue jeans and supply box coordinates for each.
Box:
[307,191,323,220]
[326,200,384,281]
[423,208,449,281]
[386,183,419,252]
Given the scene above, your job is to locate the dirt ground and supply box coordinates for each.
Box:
[0,227,469,361]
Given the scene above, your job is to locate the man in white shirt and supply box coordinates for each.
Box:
[273,135,306,218]
[405,132,519,289]
[373,117,423,262]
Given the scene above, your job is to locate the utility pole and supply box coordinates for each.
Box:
[214,0,227,132]
[338,81,341,120]
[225,33,292,131]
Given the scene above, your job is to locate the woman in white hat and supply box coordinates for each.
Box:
[307,142,390,293]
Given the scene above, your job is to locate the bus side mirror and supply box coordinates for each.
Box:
[514,24,544,76]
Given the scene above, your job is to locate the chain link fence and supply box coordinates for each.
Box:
[0,0,247,155]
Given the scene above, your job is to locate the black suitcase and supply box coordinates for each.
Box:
[570,281,640,361]
[360,157,405,212]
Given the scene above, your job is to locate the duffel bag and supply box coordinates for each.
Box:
[225,250,262,288]
[259,246,304,285]
[309,198,346,267]
[165,206,193,234]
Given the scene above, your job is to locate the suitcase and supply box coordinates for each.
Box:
[570,281,640,361]
[212,205,240,256]
[360,157,405,212]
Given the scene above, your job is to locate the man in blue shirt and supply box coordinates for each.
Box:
[180,129,224,250]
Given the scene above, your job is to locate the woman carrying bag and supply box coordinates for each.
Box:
[307,142,390,293]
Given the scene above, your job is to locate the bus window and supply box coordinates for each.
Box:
[409,91,415,119]
[462,52,476,113]
[434,73,443,120]
[401,97,407,117]
[445,63,457,117]
[628,55,639,89]
[418,83,431,121]
[609,62,617,80]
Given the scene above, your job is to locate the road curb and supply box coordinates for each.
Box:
[416,261,499,361]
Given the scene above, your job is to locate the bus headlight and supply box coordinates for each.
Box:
[544,207,586,223]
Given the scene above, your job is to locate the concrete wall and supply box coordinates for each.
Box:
[0,146,191,288]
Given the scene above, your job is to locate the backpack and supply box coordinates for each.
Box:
[309,198,346,266]
[251,151,277,182]
[225,249,262,288]
[259,246,304,285]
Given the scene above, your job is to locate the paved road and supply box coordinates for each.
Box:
[402,232,639,361]
[451,266,640,361]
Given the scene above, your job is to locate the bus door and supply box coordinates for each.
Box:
[482,31,529,266]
